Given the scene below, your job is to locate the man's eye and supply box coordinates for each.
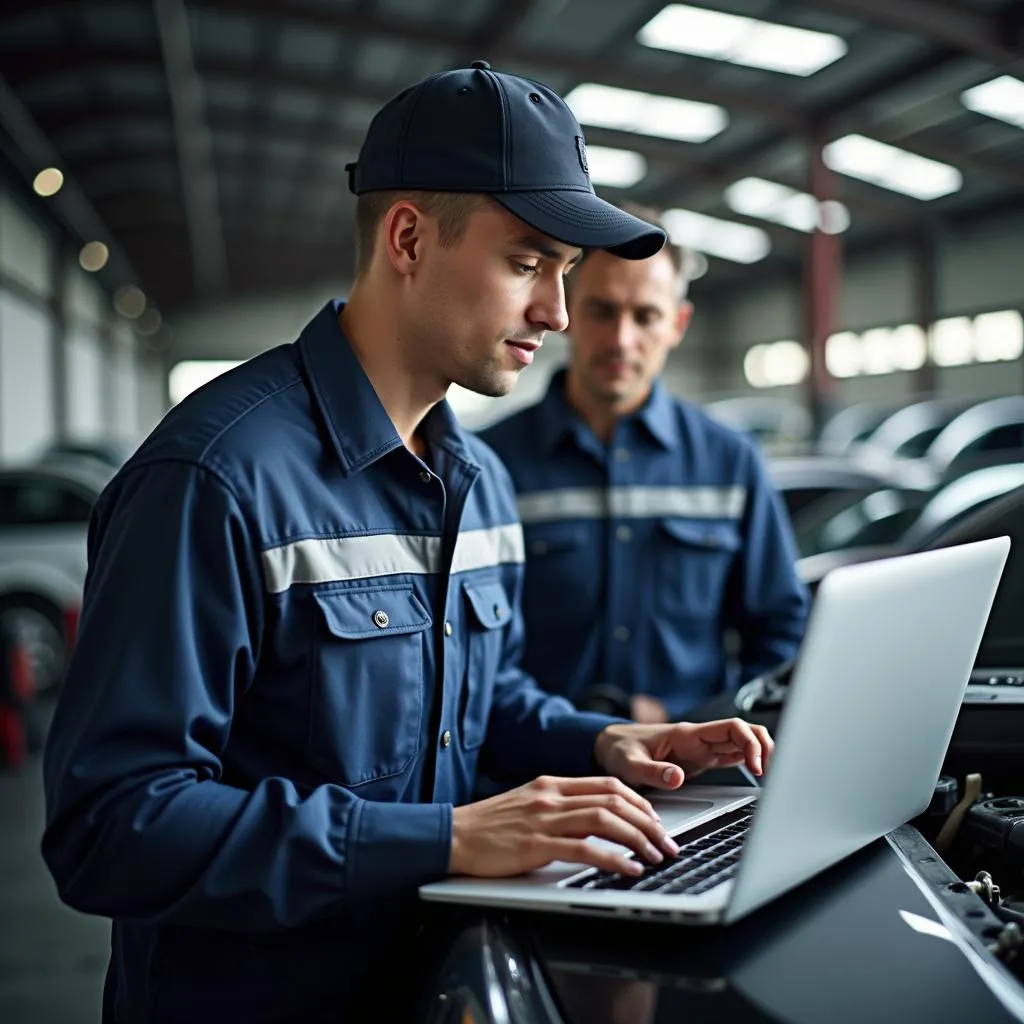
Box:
[513,262,540,275]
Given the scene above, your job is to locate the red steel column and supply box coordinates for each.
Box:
[804,129,843,436]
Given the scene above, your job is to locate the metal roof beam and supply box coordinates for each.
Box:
[806,0,1020,64]
[0,71,141,290]
[153,0,228,299]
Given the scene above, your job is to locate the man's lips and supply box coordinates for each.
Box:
[505,339,543,365]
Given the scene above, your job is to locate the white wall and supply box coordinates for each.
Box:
[109,322,139,439]
[65,325,105,441]
[684,209,1024,403]
[136,351,169,437]
[159,210,1024,425]
[0,292,54,462]
[0,180,165,463]
[0,191,52,297]
[167,286,340,362]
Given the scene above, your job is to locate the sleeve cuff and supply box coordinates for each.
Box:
[347,800,452,911]
[544,711,629,777]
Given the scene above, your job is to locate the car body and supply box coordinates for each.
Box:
[768,454,935,525]
[0,458,108,693]
[926,396,1024,474]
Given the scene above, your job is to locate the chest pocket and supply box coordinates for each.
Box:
[524,521,588,558]
[460,578,511,751]
[658,519,741,619]
[522,521,594,614]
[310,585,431,786]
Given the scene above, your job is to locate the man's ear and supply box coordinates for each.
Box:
[670,300,694,350]
[380,201,428,276]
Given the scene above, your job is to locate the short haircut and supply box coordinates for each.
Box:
[354,191,491,276]
[583,201,696,301]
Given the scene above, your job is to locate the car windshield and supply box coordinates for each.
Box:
[794,487,928,557]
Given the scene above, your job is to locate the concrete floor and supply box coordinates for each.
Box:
[0,750,109,1023]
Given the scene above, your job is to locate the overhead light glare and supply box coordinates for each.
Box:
[744,341,809,387]
[78,241,109,272]
[638,3,847,76]
[114,284,147,319]
[662,207,771,264]
[823,134,962,200]
[169,360,242,405]
[564,83,727,143]
[961,76,1024,130]
[724,177,850,233]
[33,167,64,197]
[584,145,648,188]
[135,308,162,336]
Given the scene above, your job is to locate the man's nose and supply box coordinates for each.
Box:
[611,314,640,352]
[529,278,569,334]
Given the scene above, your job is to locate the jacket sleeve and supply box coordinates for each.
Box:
[724,448,810,688]
[41,460,450,932]
[478,556,622,784]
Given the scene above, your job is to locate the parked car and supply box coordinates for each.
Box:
[704,396,812,451]
[926,395,1024,475]
[768,454,934,525]
[817,401,902,456]
[0,459,107,694]
[797,466,1024,588]
[792,484,929,558]
[859,398,974,460]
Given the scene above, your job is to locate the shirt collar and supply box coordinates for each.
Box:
[535,368,679,454]
[298,300,478,476]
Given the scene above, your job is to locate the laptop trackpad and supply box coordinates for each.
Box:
[652,798,716,834]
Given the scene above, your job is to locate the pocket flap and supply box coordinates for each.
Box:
[660,518,741,553]
[462,579,511,630]
[315,587,432,640]
[524,521,588,556]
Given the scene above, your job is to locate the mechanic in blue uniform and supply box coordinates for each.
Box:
[482,207,809,723]
[42,67,773,1022]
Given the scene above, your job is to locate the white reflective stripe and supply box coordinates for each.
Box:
[517,485,746,524]
[516,488,607,523]
[451,522,525,574]
[262,533,440,593]
[610,486,746,519]
[261,524,524,593]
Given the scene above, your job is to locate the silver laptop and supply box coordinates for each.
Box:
[421,537,1010,925]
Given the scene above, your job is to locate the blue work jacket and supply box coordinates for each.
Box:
[41,303,615,1023]
[480,371,809,719]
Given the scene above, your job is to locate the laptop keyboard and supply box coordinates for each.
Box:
[565,804,756,896]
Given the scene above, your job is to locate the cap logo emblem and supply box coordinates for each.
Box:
[575,135,589,175]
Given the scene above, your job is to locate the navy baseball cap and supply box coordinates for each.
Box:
[346,61,665,261]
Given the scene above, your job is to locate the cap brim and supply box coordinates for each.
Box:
[492,190,666,260]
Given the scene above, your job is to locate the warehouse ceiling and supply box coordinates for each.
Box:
[1,0,1022,313]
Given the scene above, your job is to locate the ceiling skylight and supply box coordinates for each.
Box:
[564,83,727,143]
[584,145,648,188]
[823,135,962,200]
[638,4,847,77]
[724,177,850,233]
[661,208,771,263]
[961,76,1024,130]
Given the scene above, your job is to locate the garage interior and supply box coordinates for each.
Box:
[1,1,1022,1021]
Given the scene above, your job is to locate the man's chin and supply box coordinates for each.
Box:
[454,368,521,400]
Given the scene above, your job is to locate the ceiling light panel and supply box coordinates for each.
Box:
[638,4,847,77]
[823,135,962,200]
[662,207,771,263]
[961,76,1024,130]
[564,83,727,143]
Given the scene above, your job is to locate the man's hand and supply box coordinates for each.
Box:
[594,718,774,791]
[630,694,668,724]
[449,776,680,878]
